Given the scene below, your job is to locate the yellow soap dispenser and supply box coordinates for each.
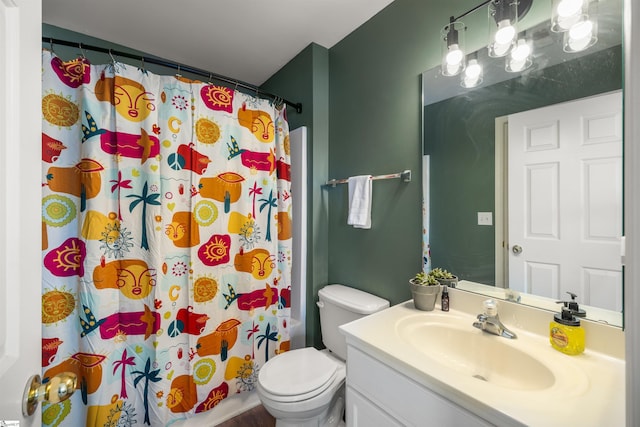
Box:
[550,305,585,355]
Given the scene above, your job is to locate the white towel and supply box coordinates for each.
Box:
[347,175,372,229]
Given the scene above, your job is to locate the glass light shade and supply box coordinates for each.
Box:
[551,0,586,32]
[461,59,483,88]
[563,14,598,52]
[488,0,518,58]
[441,21,466,76]
[506,38,533,72]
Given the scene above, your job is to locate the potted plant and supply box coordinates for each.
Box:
[409,271,441,311]
[428,267,458,288]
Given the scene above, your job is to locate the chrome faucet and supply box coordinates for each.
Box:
[472,299,517,339]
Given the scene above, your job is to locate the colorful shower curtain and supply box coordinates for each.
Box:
[40,49,292,426]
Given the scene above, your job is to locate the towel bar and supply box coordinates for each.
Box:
[325,170,411,187]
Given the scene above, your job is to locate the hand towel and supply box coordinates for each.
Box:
[347,175,372,229]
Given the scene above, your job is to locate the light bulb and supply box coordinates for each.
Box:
[491,42,512,57]
[465,60,482,79]
[569,19,593,39]
[557,0,584,17]
[495,20,516,45]
[511,40,531,61]
[508,58,527,72]
[461,59,482,88]
[446,44,463,66]
[506,39,532,72]
[564,18,596,52]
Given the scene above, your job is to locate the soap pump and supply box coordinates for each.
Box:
[556,291,587,317]
[550,304,585,355]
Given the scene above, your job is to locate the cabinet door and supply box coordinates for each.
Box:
[347,346,495,427]
[346,386,403,427]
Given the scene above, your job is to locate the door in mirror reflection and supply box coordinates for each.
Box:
[501,91,622,311]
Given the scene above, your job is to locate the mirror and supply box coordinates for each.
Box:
[422,0,623,326]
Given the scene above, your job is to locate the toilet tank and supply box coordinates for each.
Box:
[317,284,389,360]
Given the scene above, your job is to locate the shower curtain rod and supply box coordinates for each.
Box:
[42,37,303,114]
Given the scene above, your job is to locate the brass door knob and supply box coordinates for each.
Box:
[22,372,77,416]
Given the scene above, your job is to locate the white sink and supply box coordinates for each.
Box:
[396,314,555,391]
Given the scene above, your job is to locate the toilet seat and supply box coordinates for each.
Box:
[258,347,339,403]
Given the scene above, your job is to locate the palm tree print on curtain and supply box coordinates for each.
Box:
[41,50,292,426]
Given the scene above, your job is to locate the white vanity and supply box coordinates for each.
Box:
[340,287,625,427]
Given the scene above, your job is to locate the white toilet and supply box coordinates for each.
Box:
[256,284,389,427]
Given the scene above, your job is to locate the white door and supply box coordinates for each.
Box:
[0,0,43,425]
[507,91,623,311]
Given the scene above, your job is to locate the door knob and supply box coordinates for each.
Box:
[512,245,523,255]
[22,372,77,416]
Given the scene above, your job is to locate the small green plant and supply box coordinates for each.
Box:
[428,268,455,280]
[411,268,457,286]
[411,271,439,286]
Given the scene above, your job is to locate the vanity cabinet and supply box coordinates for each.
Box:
[345,345,493,427]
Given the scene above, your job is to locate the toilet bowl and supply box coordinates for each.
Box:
[256,284,389,427]
[257,347,346,427]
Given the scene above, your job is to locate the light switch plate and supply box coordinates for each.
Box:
[478,212,493,226]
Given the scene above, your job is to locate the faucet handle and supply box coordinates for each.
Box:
[483,299,498,317]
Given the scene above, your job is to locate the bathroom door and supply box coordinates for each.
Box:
[0,0,43,425]
[507,91,623,310]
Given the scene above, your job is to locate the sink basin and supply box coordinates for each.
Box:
[396,315,555,391]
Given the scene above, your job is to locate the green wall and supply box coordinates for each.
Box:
[425,46,623,286]
[325,0,472,308]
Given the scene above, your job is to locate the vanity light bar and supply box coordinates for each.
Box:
[325,170,412,187]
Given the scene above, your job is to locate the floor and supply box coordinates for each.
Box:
[217,404,276,427]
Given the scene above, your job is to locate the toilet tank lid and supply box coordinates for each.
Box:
[318,284,389,314]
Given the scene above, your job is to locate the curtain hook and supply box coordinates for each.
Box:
[49,38,55,54]
[78,42,86,59]
[234,81,239,93]
[140,56,145,71]
[208,73,213,85]
[108,48,116,65]
[175,64,182,78]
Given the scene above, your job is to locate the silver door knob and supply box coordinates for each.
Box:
[512,245,523,255]
[22,372,77,416]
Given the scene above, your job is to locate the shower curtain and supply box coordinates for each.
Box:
[40,49,292,426]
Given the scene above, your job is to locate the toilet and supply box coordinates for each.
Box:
[256,284,389,427]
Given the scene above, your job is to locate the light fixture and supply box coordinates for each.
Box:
[506,37,532,72]
[488,0,519,58]
[461,53,483,88]
[431,0,599,88]
[563,14,598,52]
[550,0,598,53]
[441,17,466,77]
[551,0,586,32]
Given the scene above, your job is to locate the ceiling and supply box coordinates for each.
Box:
[42,0,396,86]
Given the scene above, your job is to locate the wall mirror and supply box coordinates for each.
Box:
[422,0,624,327]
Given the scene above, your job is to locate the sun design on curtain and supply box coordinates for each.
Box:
[40,50,292,426]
